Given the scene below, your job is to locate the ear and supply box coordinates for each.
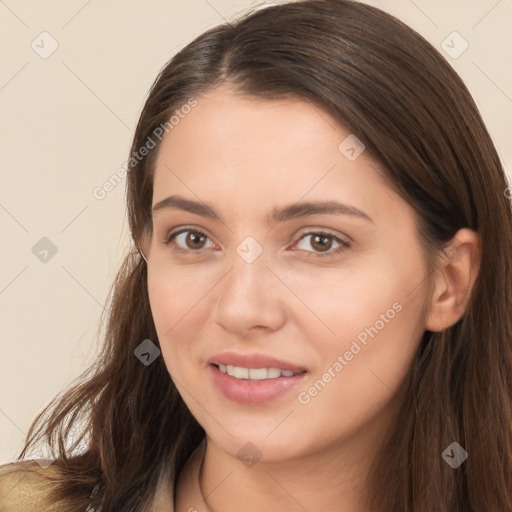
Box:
[425,228,481,332]
[132,219,152,264]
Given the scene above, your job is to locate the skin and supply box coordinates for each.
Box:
[144,86,480,512]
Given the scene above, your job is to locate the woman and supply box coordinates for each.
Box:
[1,0,511,510]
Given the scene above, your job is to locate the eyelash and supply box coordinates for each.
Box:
[162,228,351,259]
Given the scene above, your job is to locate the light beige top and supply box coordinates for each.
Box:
[0,438,208,512]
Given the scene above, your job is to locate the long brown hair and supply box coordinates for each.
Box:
[11,1,512,510]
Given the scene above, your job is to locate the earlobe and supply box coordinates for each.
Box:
[425,228,481,332]
[133,221,152,264]
[133,236,148,263]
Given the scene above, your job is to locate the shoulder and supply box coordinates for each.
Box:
[1,459,178,512]
[0,460,62,512]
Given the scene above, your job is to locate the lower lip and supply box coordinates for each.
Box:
[208,364,308,405]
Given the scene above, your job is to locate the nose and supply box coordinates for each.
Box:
[212,246,286,336]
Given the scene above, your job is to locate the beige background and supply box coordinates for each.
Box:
[0,0,511,463]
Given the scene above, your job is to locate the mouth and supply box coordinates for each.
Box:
[208,363,308,405]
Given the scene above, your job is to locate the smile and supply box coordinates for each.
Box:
[209,364,308,405]
[215,364,300,380]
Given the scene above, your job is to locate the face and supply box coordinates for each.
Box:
[145,86,431,463]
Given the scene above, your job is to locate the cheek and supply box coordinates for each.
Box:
[283,263,421,449]
[146,268,215,376]
[287,298,423,457]
[147,272,189,366]
[278,253,420,344]
[147,264,210,331]
[289,253,426,407]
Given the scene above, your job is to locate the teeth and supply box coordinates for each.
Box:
[249,368,269,380]
[232,365,248,379]
[216,364,298,380]
[266,368,282,379]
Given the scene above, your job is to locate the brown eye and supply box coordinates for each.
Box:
[310,234,333,252]
[183,231,207,249]
[294,231,350,258]
[164,229,215,254]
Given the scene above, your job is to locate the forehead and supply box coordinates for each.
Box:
[158,88,340,159]
[151,87,404,224]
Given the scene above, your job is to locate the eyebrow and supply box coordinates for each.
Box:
[151,194,374,224]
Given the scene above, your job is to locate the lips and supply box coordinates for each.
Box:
[208,351,307,373]
[208,364,308,405]
[207,351,309,404]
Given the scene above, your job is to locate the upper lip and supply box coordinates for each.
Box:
[209,352,307,373]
